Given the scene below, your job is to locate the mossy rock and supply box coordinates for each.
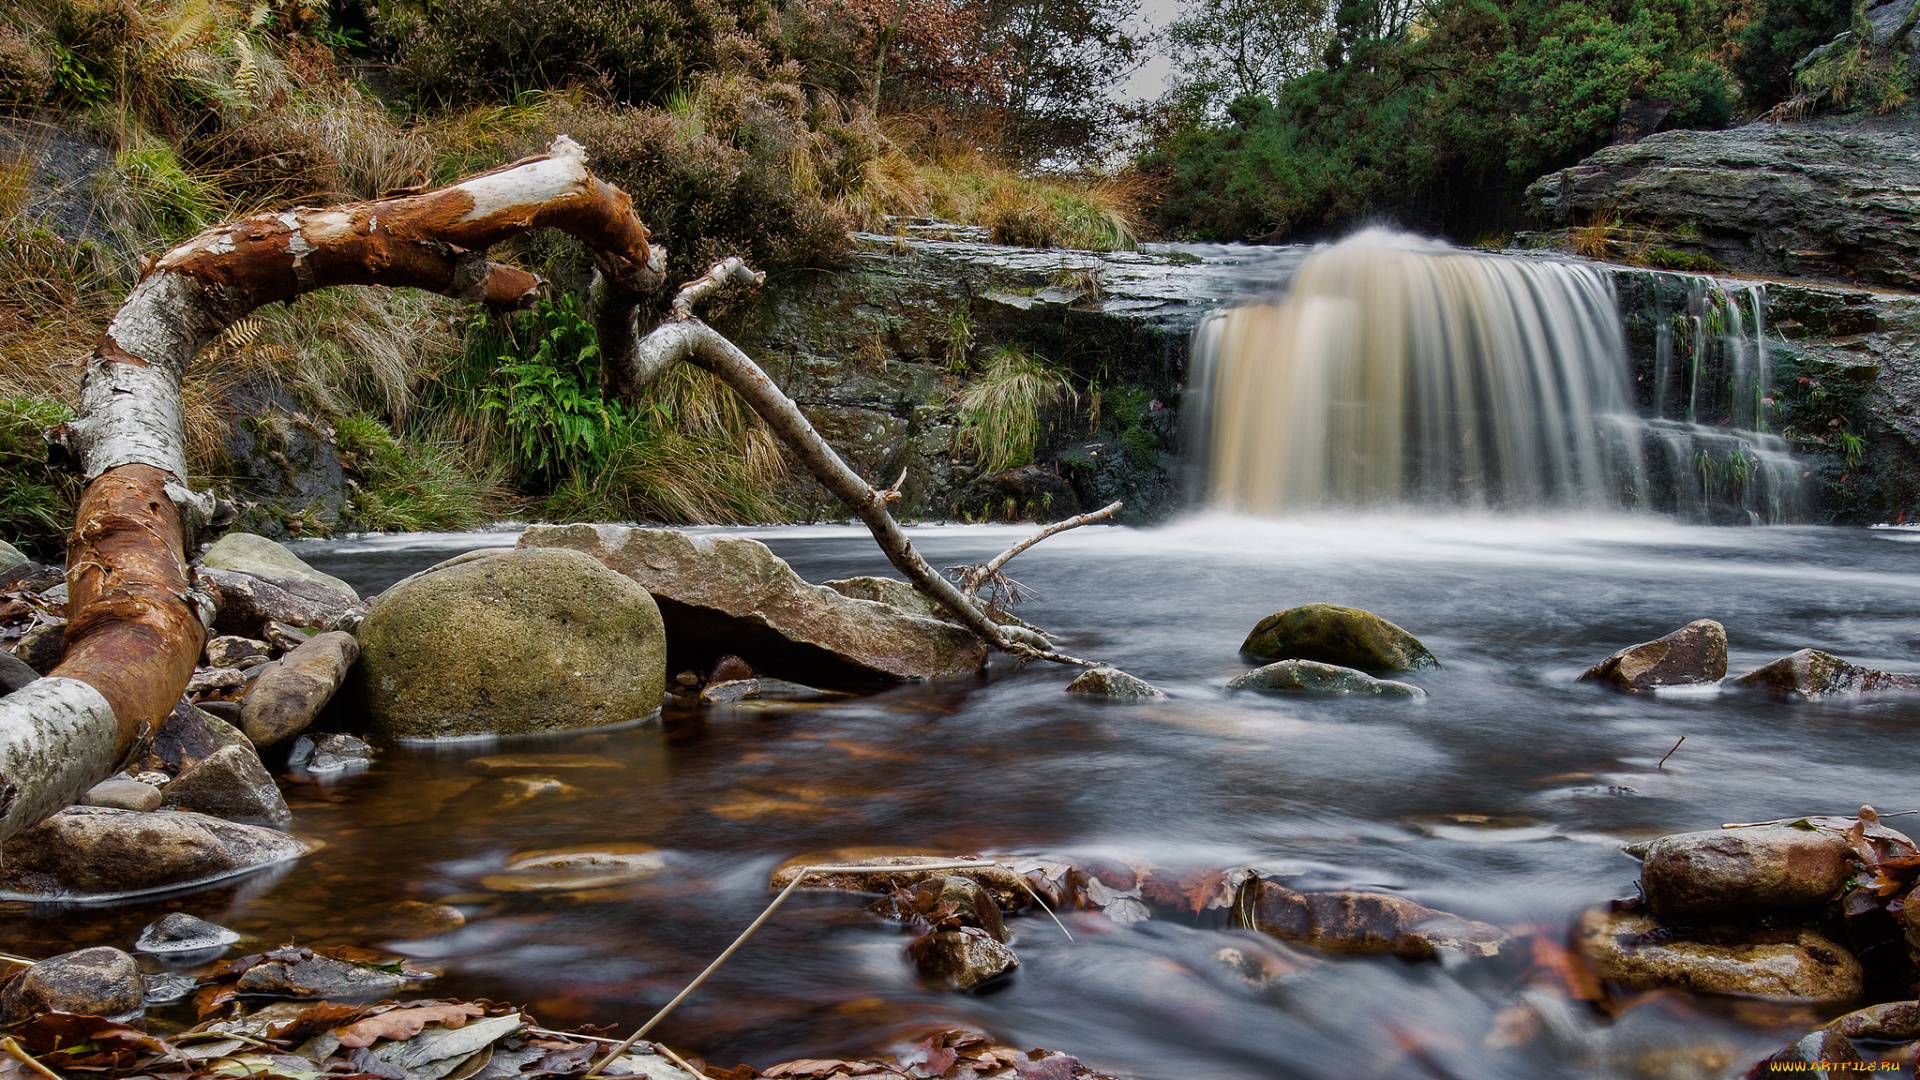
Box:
[1240,604,1438,672]
[359,548,666,739]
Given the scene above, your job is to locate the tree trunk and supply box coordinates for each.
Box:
[0,137,662,842]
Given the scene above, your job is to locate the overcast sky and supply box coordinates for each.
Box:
[1122,0,1183,103]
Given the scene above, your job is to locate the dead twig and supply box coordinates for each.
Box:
[655,1044,702,1077]
[0,1037,64,1080]
[957,501,1123,602]
[1657,735,1686,770]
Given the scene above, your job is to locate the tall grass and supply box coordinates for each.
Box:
[956,345,1075,474]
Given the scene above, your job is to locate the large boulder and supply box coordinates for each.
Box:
[0,947,144,1021]
[201,532,357,599]
[1228,660,1426,698]
[1240,878,1508,960]
[1576,909,1863,1005]
[1240,604,1438,672]
[1636,825,1856,918]
[0,806,314,901]
[240,630,359,748]
[1579,620,1727,691]
[358,547,667,739]
[1731,649,1920,697]
[518,525,988,682]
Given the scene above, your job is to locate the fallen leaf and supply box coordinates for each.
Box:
[15,1013,185,1070]
[267,1002,368,1044]
[335,1004,487,1048]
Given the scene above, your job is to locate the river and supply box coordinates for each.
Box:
[9,513,1919,1077]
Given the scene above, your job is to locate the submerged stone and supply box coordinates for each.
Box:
[359,547,667,739]
[1228,659,1426,698]
[517,524,987,682]
[1731,649,1920,697]
[463,754,624,776]
[1242,877,1508,960]
[1580,619,1728,691]
[1576,909,1863,1005]
[0,947,145,1021]
[135,912,240,955]
[480,844,666,892]
[1240,604,1438,672]
[1636,825,1855,919]
[0,806,314,901]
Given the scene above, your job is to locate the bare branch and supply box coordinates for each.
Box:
[671,256,763,321]
[959,500,1122,601]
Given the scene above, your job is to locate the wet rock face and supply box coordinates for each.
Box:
[1228,659,1426,698]
[135,912,240,955]
[1243,878,1509,960]
[1732,649,1920,697]
[197,567,365,639]
[908,929,1019,989]
[0,947,145,1021]
[1065,666,1167,702]
[0,806,313,901]
[358,547,667,739]
[1580,620,1728,691]
[1576,909,1863,1005]
[518,525,986,683]
[1525,123,1920,290]
[1638,826,1855,919]
[1240,605,1438,672]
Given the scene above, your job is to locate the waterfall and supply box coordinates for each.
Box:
[1189,229,1807,522]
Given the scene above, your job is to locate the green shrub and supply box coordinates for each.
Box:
[1642,247,1724,272]
[1732,0,1852,105]
[0,396,77,556]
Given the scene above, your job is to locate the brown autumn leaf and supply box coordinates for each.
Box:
[704,1067,763,1079]
[760,1059,900,1077]
[333,1003,488,1048]
[266,1001,369,1044]
[15,1012,185,1069]
[1179,869,1227,916]
[316,945,398,966]
[1527,935,1603,1001]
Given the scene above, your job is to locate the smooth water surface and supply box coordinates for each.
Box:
[9,515,1920,1078]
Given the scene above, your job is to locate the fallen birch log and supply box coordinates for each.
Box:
[0,137,661,842]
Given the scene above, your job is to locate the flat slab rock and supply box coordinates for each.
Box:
[518,524,988,682]
[1576,908,1863,1005]
[769,847,1032,910]
[1731,649,1920,697]
[1580,619,1727,691]
[1242,877,1508,960]
[0,806,315,901]
[1228,659,1425,698]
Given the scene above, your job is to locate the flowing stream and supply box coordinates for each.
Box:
[7,519,1920,1078]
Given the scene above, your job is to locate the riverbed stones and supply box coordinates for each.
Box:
[517,524,988,682]
[206,635,273,669]
[1731,649,1920,697]
[162,742,291,825]
[0,540,26,576]
[240,630,359,748]
[1579,620,1728,691]
[201,532,358,598]
[1241,878,1509,960]
[288,733,376,775]
[135,912,240,955]
[1240,604,1438,672]
[10,616,64,674]
[0,806,314,900]
[908,930,1018,989]
[1228,659,1427,698]
[1636,825,1855,918]
[235,949,421,998]
[198,567,366,639]
[1575,909,1863,1005]
[1065,666,1167,701]
[82,777,163,811]
[358,547,667,738]
[479,844,666,892]
[0,650,38,694]
[0,947,145,1021]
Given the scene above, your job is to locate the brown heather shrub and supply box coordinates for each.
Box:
[0,26,53,114]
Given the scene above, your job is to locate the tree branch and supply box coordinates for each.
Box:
[958,500,1122,601]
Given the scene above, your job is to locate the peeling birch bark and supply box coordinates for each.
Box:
[4,136,665,843]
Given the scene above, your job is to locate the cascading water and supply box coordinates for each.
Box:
[1189,228,1807,521]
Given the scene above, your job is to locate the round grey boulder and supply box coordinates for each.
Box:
[0,947,145,1021]
[359,547,667,739]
